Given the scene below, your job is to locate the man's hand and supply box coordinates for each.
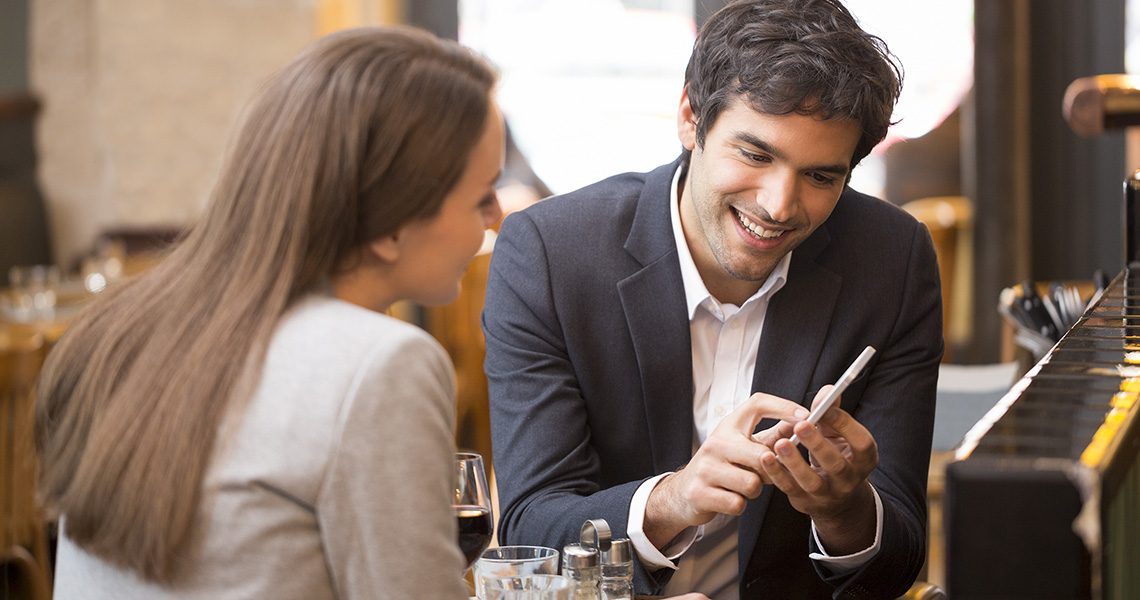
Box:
[759,385,879,555]
[642,392,809,548]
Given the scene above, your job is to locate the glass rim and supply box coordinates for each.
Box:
[478,545,559,562]
[484,573,574,589]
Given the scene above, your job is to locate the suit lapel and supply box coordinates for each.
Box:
[738,221,841,580]
[618,160,694,474]
[750,225,840,407]
[616,162,846,580]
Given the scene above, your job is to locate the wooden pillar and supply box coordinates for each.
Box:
[966,0,1125,363]
[695,0,729,28]
[1026,0,1125,282]
[405,0,457,39]
[966,0,1033,363]
[0,0,52,275]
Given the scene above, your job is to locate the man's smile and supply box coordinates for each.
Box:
[733,207,788,240]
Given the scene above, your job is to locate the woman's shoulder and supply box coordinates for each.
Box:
[267,293,451,380]
[288,293,435,341]
[234,292,454,455]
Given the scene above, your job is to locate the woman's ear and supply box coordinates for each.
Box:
[369,234,402,264]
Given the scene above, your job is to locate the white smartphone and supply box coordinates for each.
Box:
[788,345,876,446]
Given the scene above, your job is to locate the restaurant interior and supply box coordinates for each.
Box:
[2,0,1140,598]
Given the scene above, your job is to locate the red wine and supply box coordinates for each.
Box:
[454,505,493,567]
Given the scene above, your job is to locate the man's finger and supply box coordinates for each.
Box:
[773,437,829,494]
[817,405,876,457]
[719,392,810,437]
[751,420,796,446]
[809,385,834,410]
[792,420,850,477]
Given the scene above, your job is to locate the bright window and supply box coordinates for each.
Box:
[460,0,695,195]
[461,0,974,199]
[845,0,974,197]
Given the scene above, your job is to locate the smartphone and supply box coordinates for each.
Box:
[788,345,876,446]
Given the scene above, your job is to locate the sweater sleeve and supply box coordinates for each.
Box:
[317,328,470,600]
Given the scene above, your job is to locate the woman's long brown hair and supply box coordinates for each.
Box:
[34,26,495,583]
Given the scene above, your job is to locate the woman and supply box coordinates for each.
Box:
[36,26,502,599]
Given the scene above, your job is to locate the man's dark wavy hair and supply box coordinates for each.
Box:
[684,0,902,171]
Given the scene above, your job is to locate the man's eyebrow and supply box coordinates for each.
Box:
[732,130,850,176]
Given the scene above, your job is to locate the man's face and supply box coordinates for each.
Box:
[677,91,862,305]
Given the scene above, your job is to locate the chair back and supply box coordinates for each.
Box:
[0,323,52,599]
[902,581,948,600]
[903,196,974,360]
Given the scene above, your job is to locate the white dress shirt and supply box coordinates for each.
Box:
[625,166,883,599]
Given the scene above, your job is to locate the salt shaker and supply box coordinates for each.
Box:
[562,543,600,600]
[599,539,633,600]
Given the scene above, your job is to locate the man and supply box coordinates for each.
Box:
[482,1,942,598]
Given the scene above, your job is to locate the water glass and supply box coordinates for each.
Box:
[473,546,559,600]
[6,265,61,321]
[483,574,575,600]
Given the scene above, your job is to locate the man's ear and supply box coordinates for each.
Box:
[678,86,698,151]
[368,234,402,264]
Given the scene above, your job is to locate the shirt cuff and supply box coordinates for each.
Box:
[807,483,884,572]
[627,473,698,570]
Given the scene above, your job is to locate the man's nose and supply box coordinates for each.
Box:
[754,171,798,223]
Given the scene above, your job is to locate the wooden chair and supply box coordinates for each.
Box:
[0,324,52,600]
[900,198,976,593]
[902,196,974,362]
[902,581,947,599]
[424,249,495,468]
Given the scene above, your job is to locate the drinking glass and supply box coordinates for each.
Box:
[484,574,575,600]
[473,546,560,600]
[6,265,61,322]
[454,452,493,572]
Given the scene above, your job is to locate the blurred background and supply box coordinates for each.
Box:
[5,1,1140,592]
[5,0,1140,365]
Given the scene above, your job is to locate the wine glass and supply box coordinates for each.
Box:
[454,452,493,571]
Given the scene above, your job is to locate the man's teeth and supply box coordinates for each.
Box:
[735,209,784,239]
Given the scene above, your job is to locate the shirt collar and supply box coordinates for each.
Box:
[669,164,791,320]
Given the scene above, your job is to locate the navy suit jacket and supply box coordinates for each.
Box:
[482,159,943,600]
